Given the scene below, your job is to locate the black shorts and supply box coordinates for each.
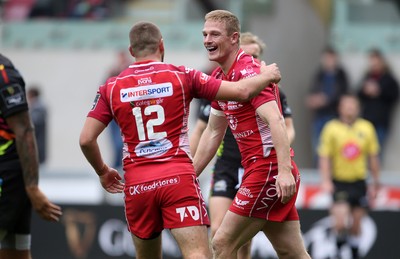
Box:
[0,168,32,234]
[333,180,368,208]
[210,160,244,200]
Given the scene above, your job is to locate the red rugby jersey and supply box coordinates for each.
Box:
[211,50,294,168]
[87,60,221,184]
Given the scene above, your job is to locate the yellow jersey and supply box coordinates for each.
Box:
[318,118,379,182]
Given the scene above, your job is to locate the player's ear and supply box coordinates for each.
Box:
[159,38,165,53]
[128,45,135,57]
[231,32,240,45]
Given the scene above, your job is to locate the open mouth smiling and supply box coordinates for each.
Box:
[206,46,218,53]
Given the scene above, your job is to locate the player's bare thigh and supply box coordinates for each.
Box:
[262,220,310,259]
[131,233,162,259]
[209,197,253,259]
[171,225,211,259]
[212,210,265,252]
[209,196,232,237]
[212,211,310,259]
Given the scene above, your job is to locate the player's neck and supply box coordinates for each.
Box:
[219,48,240,75]
[135,54,162,63]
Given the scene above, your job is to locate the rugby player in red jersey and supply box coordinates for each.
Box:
[193,10,311,259]
[79,21,281,258]
[190,31,297,259]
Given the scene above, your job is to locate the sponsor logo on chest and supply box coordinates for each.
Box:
[217,101,243,111]
[120,83,173,102]
[233,129,254,139]
[240,65,257,78]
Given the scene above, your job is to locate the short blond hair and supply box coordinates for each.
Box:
[205,10,240,36]
[240,32,266,56]
[129,21,162,57]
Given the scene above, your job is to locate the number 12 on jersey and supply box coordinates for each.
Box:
[132,104,167,141]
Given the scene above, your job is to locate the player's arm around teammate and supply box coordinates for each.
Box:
[215,63,281,101]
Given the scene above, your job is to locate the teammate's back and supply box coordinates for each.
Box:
[89,61,220,184]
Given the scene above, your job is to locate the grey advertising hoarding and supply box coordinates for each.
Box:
[31,204,400,259]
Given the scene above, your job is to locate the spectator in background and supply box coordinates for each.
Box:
[305,46,349,165]
[106,50,132,169]
[29,0,57,18]
[318,94,380,259]
[27,86,48,165]
[357,48,399,156]
[107,50,132,79]
[68,0,109,20]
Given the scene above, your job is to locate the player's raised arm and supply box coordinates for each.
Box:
[215,63,281,102]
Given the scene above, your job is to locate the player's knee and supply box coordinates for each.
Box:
[210,225,219,238]
[211,233,231,256]
[180,240,211,258]
[184,250,211,259]
[211,236,222,254]
[274,243,309,259]
[274,247,292,258]
[237,241,252,259]
[275,247,307,259]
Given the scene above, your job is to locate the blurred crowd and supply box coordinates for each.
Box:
[1,0,124,21]
[305,46,399,166]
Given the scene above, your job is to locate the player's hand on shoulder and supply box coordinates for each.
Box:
[25,186,62,222]
[98,165,125,194]
[260,62,281,84]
